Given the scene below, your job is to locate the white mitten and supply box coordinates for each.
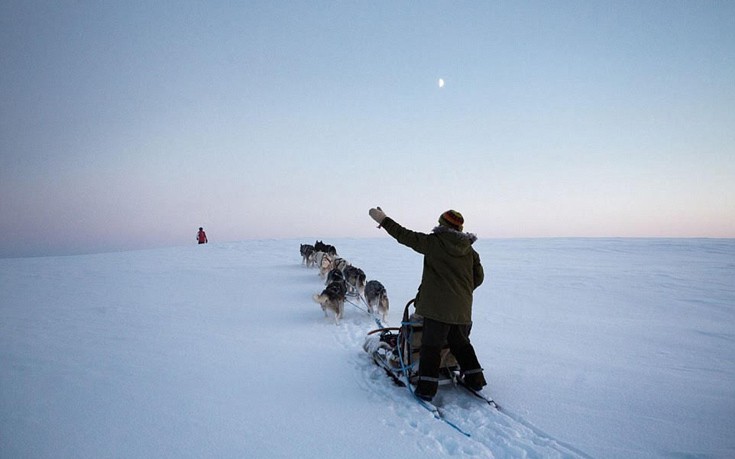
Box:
[369,207,386,225]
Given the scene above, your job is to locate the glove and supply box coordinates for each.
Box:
[369,207,386,226]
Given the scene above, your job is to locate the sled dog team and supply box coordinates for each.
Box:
[301,241,389,325]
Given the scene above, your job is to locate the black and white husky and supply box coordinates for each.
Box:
[331,257,350,272]
[325,267,345,285]
[364,280,389,323]
[343,265,366,298]
[314,240,337,257]
[313,279,347,325]
[300,244,315,267]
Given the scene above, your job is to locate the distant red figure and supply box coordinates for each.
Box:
[197,227,208,244]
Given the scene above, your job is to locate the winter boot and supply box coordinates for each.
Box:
[453,344,487,391]
[462,369,487,391]
[414,377,439,402]
[415,345,442,401]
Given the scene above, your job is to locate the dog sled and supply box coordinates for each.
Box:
[363,298,460,388]
[364,299,499,411]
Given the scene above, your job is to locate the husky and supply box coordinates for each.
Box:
[314,240,337,257]
[300,244,315,267]
[343,265,366,298]
[313,279,347,325]
[314,252,333,278]
[364,280,389,323]
[325,267,345,285]
[331,257,350,272]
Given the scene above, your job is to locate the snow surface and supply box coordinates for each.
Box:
[1,238,734,458]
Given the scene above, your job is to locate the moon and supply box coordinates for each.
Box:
[438,78,445,88]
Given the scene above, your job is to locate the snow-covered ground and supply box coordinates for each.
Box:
[1,238,733,458]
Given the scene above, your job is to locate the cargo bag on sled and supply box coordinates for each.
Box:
[363,299,458,387]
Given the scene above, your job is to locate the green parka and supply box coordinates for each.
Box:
[381,217,484,325]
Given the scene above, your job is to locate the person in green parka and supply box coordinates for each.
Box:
[368,206,487,401]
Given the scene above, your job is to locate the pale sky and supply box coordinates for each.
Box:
[1,1,734,257]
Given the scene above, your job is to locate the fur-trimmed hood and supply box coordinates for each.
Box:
[432,225,478,243]
[430,225,478,258]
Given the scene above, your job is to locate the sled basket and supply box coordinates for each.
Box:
[363,299,459,386]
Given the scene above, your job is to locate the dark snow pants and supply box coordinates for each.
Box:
[415,318,485,399]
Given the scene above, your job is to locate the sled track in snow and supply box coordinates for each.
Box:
[324,298,591,458]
